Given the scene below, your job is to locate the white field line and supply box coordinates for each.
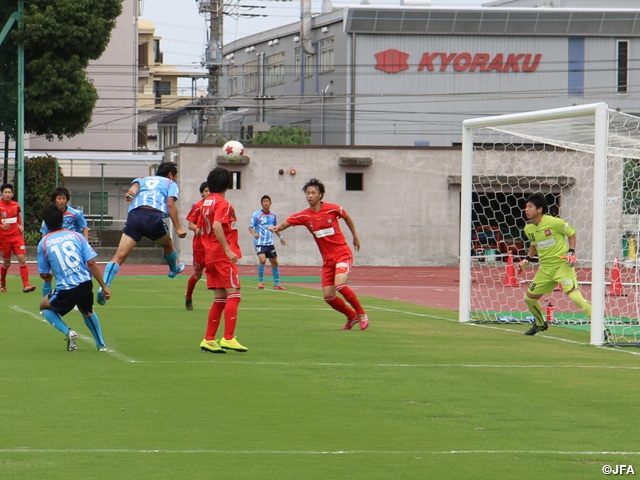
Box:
[10,305,136,363]
[468,322,640,356]
[1,447,640,456]
[130,359,640,369]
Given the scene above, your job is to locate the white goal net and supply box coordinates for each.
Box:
[459,103,640,347]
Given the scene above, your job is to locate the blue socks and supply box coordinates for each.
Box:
[163,250,178,271]
[42,309,70,335]
[258,265,265,282]
[82,311,106,348]
[258,265,280,285]
[44,309,106,348]
[104,262,120,287]
[42,281,53,297]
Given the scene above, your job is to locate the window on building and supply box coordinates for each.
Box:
[228,66,238,96]
[617,40,629,94]
[73,192,108,216]
[319,37,335,73]
[154,81,171,105]
[305,52,314,78]
[294,48,301,80]
[345,173,363,191]
[295,47,314,79]
[89,191,109,215]
[568,37,584,96]
[266,53,285,87]
[158,124,177,150]
[153,39,163,63]
[138,42,149,69]
[230,171,241,190]
[244,61,258,92]
[137,125,148,149]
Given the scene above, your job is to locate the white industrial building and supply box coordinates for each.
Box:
[220,1,640,147]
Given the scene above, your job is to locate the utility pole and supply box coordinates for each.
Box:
[196,0,224,143]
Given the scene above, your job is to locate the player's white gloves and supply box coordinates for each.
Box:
[517,256,532,274]
[562,249,577,267]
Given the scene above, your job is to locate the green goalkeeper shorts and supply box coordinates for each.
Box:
[527,264,579,295]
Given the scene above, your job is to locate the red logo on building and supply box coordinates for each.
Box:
[374,50,542,73]
[375,49,410,74]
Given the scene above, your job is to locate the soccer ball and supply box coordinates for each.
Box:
[221,140,245,161]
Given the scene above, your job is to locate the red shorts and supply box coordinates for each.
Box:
[0,238,26,259]
[205,260,241,290]
[321,254,353,287]
[193,249,206,272]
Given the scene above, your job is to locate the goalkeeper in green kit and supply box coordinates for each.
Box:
[517,193,592,336]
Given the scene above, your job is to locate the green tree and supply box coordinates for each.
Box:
[12,155,63,243]
[0,0,123,140]
[248,126,312,145]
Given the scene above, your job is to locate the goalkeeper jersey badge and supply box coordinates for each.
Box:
[544,229,552,236]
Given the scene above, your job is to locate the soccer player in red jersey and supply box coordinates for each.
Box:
[270,178,369,331]
[0,183,36,293]
[184,181,210,311]
[197,167,247,353]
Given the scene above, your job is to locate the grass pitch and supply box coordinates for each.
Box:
[1,274,640,479]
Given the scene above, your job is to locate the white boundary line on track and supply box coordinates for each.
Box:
[10,305,137,363]
[1,447,640,455]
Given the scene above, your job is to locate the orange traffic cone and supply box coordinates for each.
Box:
[608,256,625,296]
[503,252,519,287]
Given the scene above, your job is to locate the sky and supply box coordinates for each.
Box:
[140,0,488,91]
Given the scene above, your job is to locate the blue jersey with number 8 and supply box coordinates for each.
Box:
[37,230,97,290]
[128,175,179,217]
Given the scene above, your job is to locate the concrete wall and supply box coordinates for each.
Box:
[171,144,462,267]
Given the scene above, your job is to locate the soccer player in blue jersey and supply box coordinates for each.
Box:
[517,192,592,336]
[97,162,187,305]
[38,204,110,351]
[248,195,286,290]
[40,186,89,298]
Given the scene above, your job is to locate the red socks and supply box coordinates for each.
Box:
[205,298,226,340]
[324,294,357,320]
[206,293,242,340]
[223,293,241,340]
[336,284,364,316]
[20,265,29,287]
[186,274,199,298]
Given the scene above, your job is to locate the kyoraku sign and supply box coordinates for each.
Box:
[375,49,542,74]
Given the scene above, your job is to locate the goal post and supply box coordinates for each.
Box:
[459,102,640,347]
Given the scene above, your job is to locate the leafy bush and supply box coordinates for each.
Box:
[248,126,312,145]
[12,155,63,232]
[22,230,42,247]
